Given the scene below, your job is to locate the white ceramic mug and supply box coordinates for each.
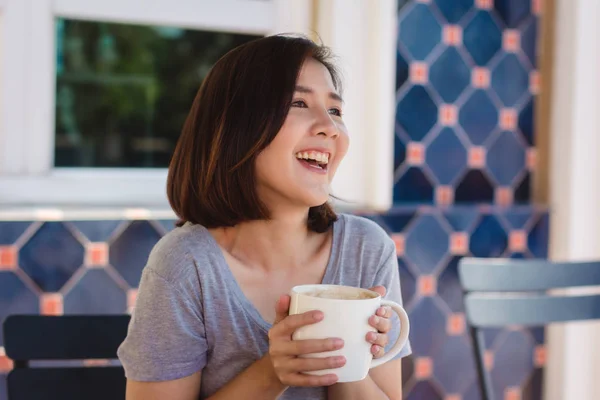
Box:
[289,284,410,382]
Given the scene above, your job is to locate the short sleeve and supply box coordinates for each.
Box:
[372,239,412,360]
[117,266,208,381]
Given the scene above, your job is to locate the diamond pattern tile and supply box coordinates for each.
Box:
[455,170,495,202]
[396,86,438,142]
[426,128,468,185]
[464,11,503,66]
[492,53,530,106]
[399,4,442,60]
[110,221,162,287]
[405,214,449,273]
[0,222,32,245]
[470,214,508,257]
[434,0,474,23]
[460,90,498,145]
[394,167,435,203]
[0,271,39,344]
[70,220,124,242]
[430,47,471,102]
[19,222,84,292]
[396,50,410,91]
[406,380,443,400]
[409,297,448,355]
[434,335,477,394]
[487,131,526,185]
[491,331,535,392]
[437,257,464,312]
[63,269,127,314]
[521,18,538,67]
[519,99,535,145]
[494,0,531,28]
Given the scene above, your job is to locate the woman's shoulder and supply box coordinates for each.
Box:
[145,222,217,284]
[337,213,394,251]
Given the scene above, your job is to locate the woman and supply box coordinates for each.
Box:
[118,34,411,400]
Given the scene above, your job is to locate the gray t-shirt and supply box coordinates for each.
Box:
[117,214,412,399]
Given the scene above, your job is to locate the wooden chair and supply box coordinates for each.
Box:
[458,258,600,400]
[3,315,131,400]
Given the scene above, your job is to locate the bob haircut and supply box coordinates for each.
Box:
[167,35,342,233]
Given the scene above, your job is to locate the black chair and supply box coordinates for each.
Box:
[3,315,131,400]
[458,258,600,400]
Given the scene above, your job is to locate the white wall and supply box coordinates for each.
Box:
[545,0,600,398]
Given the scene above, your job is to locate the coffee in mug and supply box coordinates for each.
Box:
[289,284,410,382]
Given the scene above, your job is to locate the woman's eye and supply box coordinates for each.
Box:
[328,108,343,117]
[291,100,308,108]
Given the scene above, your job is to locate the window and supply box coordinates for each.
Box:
[0,0,283,206]
[54,19,260,168]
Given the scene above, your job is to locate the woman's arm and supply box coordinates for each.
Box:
[328,359,403,400]
[126,372,203,400]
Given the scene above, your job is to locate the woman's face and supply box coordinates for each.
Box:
[255,58,349,211]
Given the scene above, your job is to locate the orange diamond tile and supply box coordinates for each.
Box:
[534,345,546,367]
[450,232,469,255]
[391,234,405,256]
[446,395,462,400]
[496,187,514,206]
[509,230,527,252]
[476,0,493,9]
[410,62,429,84]
[527,148,537,170]
[41,293,64,316]
[472,67,490,88]
[468,147,486,168]
[0,246,17,270]
[530,70,540,94]
[436,186,454,206]
[128,289,138,313]
[505,387,521,400]
[500,108,518,130]
[443,25,462,46]
[440,105,458,126]
[418,275,437,296]
[407,142,425,165]
[86,242,109,267]
[447,313,466,335]
[484,350,494,370]
[415,357,433,379]
[503,30,520,52]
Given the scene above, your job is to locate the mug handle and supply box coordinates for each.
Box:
[370,300,410,369]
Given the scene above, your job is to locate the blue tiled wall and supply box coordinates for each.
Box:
[0,206,548,400]
[393,1,548,399]
[394,0,539,206]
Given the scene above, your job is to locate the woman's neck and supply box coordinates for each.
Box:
[211,210,328,272]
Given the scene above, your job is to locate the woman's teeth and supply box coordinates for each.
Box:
[295,151,329,164]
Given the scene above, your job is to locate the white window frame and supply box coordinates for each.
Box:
[0,0,294,207]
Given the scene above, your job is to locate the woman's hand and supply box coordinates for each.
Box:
[367,286,393,359]
[267,295,346,387]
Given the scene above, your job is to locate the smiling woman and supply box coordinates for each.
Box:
[118,34,411,400]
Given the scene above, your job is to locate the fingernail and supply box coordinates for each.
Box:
[368,332,377,341]
[372,316,380,324]
[333,338,344,347]
[377,308,385,316]
[314,311,324,321]
[372,345,381,354]
[334,356,346,366]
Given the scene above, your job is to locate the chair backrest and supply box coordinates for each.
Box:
[3,315,131,400]
[458,258,600,327]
